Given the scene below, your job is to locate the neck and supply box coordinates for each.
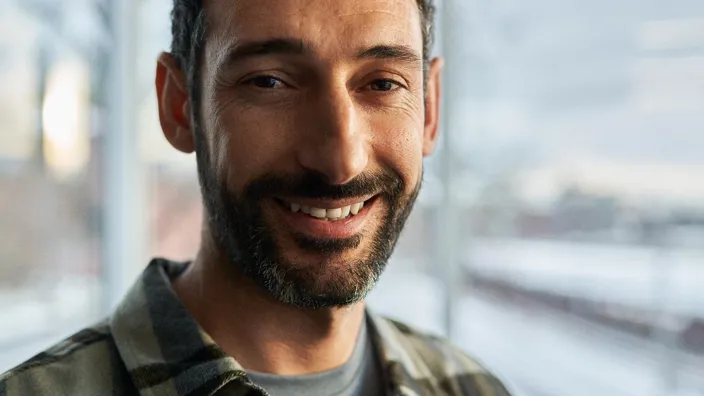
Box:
[172,228,366,375]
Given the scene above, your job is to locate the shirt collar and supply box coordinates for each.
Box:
[110,259,426,396]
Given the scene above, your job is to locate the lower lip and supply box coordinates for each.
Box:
[274,198,377,240]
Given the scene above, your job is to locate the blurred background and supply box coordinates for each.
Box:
[1,0,703,395]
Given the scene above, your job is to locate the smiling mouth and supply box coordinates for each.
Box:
[275,197,375,222]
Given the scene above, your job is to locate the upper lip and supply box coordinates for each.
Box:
[276,194,377,209]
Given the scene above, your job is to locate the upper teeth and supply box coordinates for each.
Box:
[287,201,366,220]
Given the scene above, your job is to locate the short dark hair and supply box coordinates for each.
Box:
[170,0,436,98]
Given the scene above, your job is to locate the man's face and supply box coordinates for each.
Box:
[158,0,442,308]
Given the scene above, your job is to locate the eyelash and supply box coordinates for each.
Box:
[241,75,406,93]
[365,79,404,92]
[242,75,286,89]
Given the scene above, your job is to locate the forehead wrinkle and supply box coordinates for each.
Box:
[330,2,420,36]
[333,0,420,21]
[335,9,412,19]
[332,0,415,13]
[202,0,424,78]
[207,0,421,37]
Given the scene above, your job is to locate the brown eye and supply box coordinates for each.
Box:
[245,76,284,89]
[369,79,399,92]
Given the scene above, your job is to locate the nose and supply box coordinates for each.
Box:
[296,87,368,185]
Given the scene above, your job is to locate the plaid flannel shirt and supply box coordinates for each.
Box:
[0,259,511,396]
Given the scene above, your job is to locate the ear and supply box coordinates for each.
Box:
[155,52,195,154]
[422,57,444,157]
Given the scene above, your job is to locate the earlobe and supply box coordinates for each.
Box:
[422,57,444,157]
[156,52,195,154]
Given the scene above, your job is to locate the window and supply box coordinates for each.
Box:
[2,2,702,395]
[445,1,704,395]
[0,3,103,370]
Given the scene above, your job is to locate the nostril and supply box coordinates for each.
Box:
[295,133,368,186]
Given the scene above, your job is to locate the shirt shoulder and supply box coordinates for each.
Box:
[380,317,513,396]
[0,321,137,396]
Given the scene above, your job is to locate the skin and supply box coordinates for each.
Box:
[155,0,443,376]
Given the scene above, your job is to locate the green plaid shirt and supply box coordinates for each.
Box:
[0,259,511,396]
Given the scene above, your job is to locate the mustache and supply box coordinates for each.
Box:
[243,169,404,201]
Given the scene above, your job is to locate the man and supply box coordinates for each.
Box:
[1,0,511,395]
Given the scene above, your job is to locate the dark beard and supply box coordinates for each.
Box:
[194,127,421,309]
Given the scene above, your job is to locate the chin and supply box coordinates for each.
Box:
[258,240,386,309]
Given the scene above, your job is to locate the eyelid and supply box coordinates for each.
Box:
[237,70,297,87]
[363,70,410,88]
[360,78,406,93]
[242,74,283,85]
[382,78,407,89]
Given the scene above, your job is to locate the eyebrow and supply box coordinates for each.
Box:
[217,38,422,74]
[218,38,308,71]
[355,45,423,66]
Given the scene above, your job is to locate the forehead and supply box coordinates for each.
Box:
[204,0,423,58]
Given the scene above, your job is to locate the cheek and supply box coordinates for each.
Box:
[368,111,425,184]
[204,102,294,191]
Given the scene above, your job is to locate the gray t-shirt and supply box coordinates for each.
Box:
[247,320,384,396]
